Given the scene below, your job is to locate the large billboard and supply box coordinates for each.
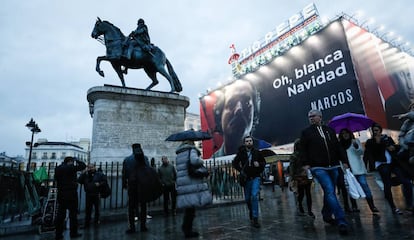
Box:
[200,20,364,158]
[343,19,414,130]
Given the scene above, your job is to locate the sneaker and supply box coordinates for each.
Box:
[371,207,379,213]
[184,231,199,238]
[125,228,136,234]
[308,212,315,218]
[323,217,337,225]
[338,224,348,235]
[146,215,152,219]
[252,218,261,228]
[70,233,82,238]
[393,208,403,215]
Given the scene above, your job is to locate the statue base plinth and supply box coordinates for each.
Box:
[87,85,190,164]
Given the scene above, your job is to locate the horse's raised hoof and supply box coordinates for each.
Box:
[98,71,105,77]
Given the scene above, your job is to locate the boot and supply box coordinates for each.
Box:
[182,208,197,237]
[252,217,260,228]
[140,205,148,232]
[246,200,252,220]
[350,199,359,212]
[366,197,379,213]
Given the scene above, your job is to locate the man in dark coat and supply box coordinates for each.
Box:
[78,164,107,227]
[122,143,152,233]
[233,136,266,228]
[54,157,86,240]
[300,109,349,235]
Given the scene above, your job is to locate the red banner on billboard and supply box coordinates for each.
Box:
[343,19,414,130]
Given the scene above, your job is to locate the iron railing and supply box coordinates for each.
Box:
[0,159,245,225]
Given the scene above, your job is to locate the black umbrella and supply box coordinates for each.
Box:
[165,129,212,141]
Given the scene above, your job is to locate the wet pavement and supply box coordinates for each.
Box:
[2,174,413,239]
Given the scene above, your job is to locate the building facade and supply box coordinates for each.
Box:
[25,138,90,169]
[185,112,200,130]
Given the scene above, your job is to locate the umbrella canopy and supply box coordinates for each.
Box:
[328,112,374,134]
[165,129,212,141]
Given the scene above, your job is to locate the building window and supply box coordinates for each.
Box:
[61,152,66,159]
[51,152,56,159]
[32,152,37,160]
[42,152,48,159]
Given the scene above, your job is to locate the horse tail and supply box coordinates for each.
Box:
[166,59,182,92]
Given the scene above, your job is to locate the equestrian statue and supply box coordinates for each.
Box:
[91,17,182,93]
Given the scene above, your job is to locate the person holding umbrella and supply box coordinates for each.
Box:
[167,129,213,238]
[338,128,379,213]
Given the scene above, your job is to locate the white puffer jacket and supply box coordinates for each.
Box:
[175,142,212,209]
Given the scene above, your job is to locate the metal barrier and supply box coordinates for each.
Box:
[0,159,245,226]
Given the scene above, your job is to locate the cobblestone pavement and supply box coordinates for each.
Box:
[2,175,413,239]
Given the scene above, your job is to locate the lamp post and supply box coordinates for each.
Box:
[26,118,41,172]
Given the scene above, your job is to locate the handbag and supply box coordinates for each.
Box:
[237,161,248,187]
[344,168,366,199]
[238,172,248,187]
[99,180,111,199]
[188,160,209,178]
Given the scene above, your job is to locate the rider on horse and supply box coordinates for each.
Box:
[124,18,153,59]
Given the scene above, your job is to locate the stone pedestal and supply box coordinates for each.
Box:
[87,85,190,164]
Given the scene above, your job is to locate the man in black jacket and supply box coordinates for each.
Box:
[233,136,266,228]
[122,143,149,233]
[300,109,349,235]
[78,164,107,227]
[54,157,86,240]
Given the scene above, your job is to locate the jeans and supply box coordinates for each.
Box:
[377,164,413,209]
[354,174,373,199]
[311,167,347,225]
[244,177,261,218]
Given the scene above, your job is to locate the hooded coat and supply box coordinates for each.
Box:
[175,142,212,209]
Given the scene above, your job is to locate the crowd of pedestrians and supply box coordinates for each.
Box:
[51,108,414,239]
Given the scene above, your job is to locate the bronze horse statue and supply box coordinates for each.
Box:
[91,18,182,92]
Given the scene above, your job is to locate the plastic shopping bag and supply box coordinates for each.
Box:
[344,168,366,199]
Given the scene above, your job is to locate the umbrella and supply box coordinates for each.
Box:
[165,129,212,141]
[328,112,374,133]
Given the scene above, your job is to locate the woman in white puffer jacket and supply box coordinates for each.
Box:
[175,140,212,238]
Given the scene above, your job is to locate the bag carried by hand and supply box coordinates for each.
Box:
[344,168,366,199]
[100,180,111,199]
[188,160,209,178]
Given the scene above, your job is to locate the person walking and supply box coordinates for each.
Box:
[233,135,266,228]
[339,128,379,214]
[336,167,359,213]
[78,164,107,227]
[363,123,413,214]
[176,140,212,238]
[289,139,314,217]
[54,157,86,240]
[158,156,177,216]
[122,143,151,233]
[300,109,349,235]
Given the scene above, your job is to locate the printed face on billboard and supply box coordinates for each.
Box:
[200,20,364,158]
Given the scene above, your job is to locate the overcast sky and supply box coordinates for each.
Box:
[1,0,413,157]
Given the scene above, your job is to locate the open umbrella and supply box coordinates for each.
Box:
[328,112,374,133]
[165,129,212,141]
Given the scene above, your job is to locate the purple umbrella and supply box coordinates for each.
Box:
[328,112,374,133]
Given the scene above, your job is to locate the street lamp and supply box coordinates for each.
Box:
[26,118,41,171]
